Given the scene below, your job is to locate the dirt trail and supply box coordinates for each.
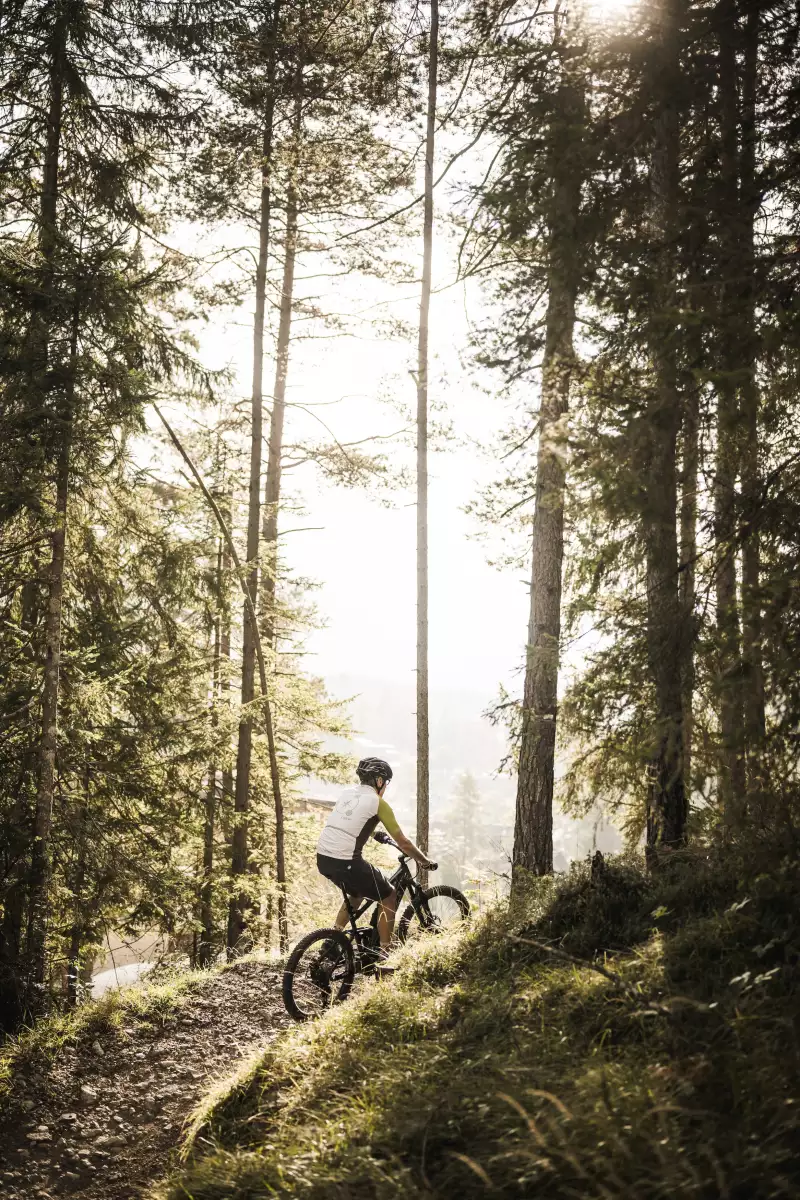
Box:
[0,960,291,1199]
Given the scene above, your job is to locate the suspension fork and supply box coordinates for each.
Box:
[408,879,434,927]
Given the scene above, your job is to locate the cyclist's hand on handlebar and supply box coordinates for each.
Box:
[373,830,392,845]
[425,860,438,872]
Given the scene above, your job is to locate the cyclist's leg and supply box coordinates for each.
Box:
[331,859,395,949]
[377,888,398,950]
[335,895,361,929]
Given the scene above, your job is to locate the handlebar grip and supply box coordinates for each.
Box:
[428,861,438,872]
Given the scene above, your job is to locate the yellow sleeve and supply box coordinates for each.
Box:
[377,797,401,838]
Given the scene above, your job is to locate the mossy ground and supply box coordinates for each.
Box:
[160,848,800,1200]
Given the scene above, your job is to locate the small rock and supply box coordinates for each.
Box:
[21,1099,35,1111]
[91,1041,104,1058]
[79,1086,98,1107]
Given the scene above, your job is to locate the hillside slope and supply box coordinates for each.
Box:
[161,851,799,1200]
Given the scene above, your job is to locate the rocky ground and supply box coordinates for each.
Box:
[0,960,291,1199]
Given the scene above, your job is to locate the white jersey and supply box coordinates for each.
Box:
[316,783,398,860]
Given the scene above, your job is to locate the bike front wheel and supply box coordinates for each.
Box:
[282,928,355,1022]
[397,885,470,944]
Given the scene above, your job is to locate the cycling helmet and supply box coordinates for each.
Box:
[356,757,393,786]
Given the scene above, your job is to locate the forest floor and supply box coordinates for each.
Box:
[0,958,291,1200]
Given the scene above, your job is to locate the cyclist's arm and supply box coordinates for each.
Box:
[377,798,434,868]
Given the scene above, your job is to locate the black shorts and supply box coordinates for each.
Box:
[317,854,394,902]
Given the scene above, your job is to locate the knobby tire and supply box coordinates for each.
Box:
[397,885,470,943]
[282,927,355,1022]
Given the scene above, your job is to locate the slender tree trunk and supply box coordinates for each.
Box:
[715,0,747,824]
[260,184,299,638]
[415,0,438,890]
[738,0,765,797]
[512,39,584,894]
[28,436,70,988]
[679,365,699,802]
[644,0,687,855]
[199,765,216,968]
[66,770,89,1007]
[259,121,300,953]
[228,34,278,955]
[28,336,78,995]
[199,532,223,969]
[25,6,69,996]
[220,526,234,851]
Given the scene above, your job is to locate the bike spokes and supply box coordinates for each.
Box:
[283,930,355,1022]
[424,891,467,930]
[397,885,470,945]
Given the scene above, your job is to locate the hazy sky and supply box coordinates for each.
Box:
[193,229,534,718]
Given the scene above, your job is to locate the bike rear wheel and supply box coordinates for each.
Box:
[397,885,470,944]
[282,928,355,1022]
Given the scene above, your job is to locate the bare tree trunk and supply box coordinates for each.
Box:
[714,0,747,825]
[199,529,224,969]
[512,36,583,894]
[415,0,438,890]
[199,764,216,968]
[738,0,765,797]
[220,518,234,851]
[25,6,69,997]
[644,0,687,855]
[28,335,78,998]
[679,367,699,802]
[228,25,278,954]
[66,768,89,1006]
[259,132,300,953]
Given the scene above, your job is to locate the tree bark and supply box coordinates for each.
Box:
[644,0,687,854]
[199,528,224,969]
[415,0,438,890]
[199,764,216,968]
[738,0,765,797]
[679,364,699,802]
[714,0,747,824]
[259,117,300,952]
[66,769,90,1007]
[260,180,299,639]
[25,6,69,995]
[228,20,278,954]
[512,37,583,893]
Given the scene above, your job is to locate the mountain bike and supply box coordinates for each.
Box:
[282,832,470,1022]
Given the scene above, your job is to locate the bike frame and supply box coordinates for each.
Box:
[337,852,432,953]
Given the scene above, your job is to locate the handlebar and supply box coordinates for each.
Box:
[372,830,437,871]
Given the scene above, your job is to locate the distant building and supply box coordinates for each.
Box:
[295,795,336,815]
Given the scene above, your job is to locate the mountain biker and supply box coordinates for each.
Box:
[316,757,435,959]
